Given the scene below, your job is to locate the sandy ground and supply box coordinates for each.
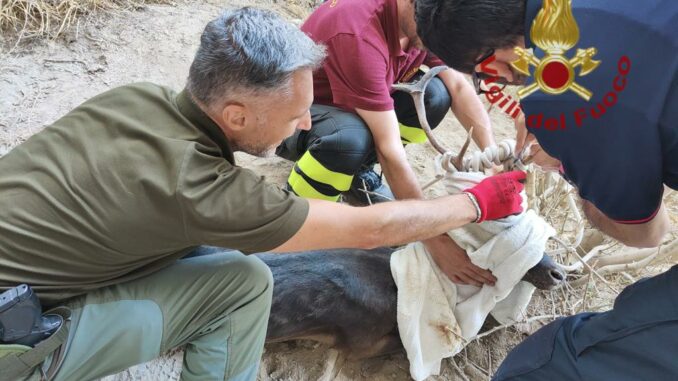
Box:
[1,1,676,380]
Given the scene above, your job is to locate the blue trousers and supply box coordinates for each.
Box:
[494,265,678,381]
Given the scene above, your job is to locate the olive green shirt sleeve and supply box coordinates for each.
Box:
[176,144,309,253]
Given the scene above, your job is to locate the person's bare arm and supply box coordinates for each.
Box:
[514,113,533,154]
[354,108,422,200]
[273,195,477,252]
[275,169,526,286]
[582,199,671,248]
[437,68,496,150]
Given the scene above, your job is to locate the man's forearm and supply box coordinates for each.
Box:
[451,83,495,149]
[273,194,477,252]
[275,172,525,253]
[360,194,477,248]
[377,148,470,253]
[582,199,670,248]
[439,69,495,149]
[377,148,425,200]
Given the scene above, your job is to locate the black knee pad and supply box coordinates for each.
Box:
[296,105,375,175]
[276,129,306,162]
[309,120,375,176]
[392,74,452,130]
[284,105,377,199]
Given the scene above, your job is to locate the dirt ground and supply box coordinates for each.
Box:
[1,1,676,380]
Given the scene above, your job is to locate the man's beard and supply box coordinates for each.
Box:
[236,140,277,158]
[232,118,279,158]
[253,146,277,158]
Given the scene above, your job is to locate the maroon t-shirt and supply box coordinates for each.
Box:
[302,0,445,112]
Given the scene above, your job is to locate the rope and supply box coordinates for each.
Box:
[438,140,529,174]
[423,140,529,191]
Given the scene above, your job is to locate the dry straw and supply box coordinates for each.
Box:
[0,0,170,41]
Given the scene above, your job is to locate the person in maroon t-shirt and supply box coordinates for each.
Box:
[277,0,499,286]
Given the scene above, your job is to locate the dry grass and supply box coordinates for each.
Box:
[0,0,172,41]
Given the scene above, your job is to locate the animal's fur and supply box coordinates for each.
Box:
[257,247,565,358]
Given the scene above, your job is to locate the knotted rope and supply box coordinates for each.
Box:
[439,140,529,174]
[423,140,529,190]
[422,139,527,190]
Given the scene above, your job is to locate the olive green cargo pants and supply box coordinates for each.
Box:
[21,249,273,381]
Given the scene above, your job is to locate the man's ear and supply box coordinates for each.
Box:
[221,103,247,132]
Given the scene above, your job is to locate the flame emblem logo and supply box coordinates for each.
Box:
[511,0,601,100]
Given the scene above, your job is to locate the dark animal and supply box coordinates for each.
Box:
[256,247,565,358]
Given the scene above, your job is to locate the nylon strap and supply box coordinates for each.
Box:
[0,307,71,381]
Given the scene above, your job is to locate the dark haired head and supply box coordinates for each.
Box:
[415,0,526,73]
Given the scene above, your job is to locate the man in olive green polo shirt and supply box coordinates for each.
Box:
[0,7,526,381]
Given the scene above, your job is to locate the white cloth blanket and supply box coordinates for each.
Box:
[390,171,555,381]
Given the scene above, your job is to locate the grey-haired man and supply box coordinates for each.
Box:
[0,7,525,381]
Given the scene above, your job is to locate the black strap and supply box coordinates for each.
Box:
[0,307,71,381]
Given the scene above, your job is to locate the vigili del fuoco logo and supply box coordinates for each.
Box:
[510,0,632,132]
[511,0,601,101]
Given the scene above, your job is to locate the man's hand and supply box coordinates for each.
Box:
[514,113,535,154]
[464,171,526,222]
[514,113,561,170]
[425,234,496,286]
[528,142,562,172]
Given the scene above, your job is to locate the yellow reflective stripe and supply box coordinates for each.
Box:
[399,123,428,144]
[288,170,340,202]
[296,152,353,192]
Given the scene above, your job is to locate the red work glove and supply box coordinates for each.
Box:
[463,171,526,222]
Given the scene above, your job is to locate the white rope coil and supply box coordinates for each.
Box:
[437,139,528,174]
[423,139,529,191]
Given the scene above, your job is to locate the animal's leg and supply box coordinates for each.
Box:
[346,330,404,359]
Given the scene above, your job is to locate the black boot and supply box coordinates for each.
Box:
[344,167,394,206]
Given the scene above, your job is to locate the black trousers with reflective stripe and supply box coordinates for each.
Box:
[276,72,451,200]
